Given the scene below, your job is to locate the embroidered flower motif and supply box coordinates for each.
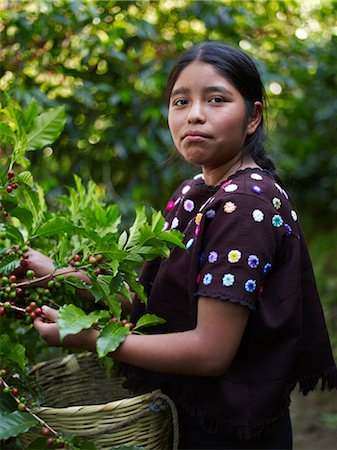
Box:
[171,217,179,229]
[252,209,264,222]
[220,180,233,188]
[182,185,191,195]
[224,201,237,213]
[250,173,263,180]
[224,183,238,192]
[228,249,241,263]
[251,185,262,194]
[272,214,283,227]
[195,224,200,236]
[203,273,213,285]
[272,197,281,209]
[248,255,259,268]
[208,251,218,263]
[222,273,235,286]
[206,209,216,219]
[162,221,169,231]
[166,200,175,211]
[193,173,204,180]
[195,213,203,225]
[186,238,194,249]
[196,274,201,283]
[264,263,272,275]
[291,210,298,221]
[184,199,195,212]
[245,279,256,292]
[275,182,283,193]
[200,251,205,264]
[174,196,181,205]
[284,224,292,235]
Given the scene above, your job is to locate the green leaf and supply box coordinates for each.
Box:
[0,411,38,440]
[8,206,34,231]
[1,223,25,246]
[0,122,16,145]
[24,100,39,129]
[0,253,21,275]
[134,313,166,331]
[27,106,66,150]
[96,321,129,357]
[17,170,34,188]
[125,205,147,250]
[0,335,27,370]
[58,304,110,341]
[33,216,74,238]
[118,230,128,249]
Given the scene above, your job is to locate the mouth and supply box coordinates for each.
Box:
[182,130,212,142]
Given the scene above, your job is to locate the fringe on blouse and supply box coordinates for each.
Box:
[121,364,337,440]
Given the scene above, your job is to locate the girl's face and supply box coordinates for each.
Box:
[168,61,260,181]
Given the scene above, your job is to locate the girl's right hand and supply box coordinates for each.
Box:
[26,248,55,278]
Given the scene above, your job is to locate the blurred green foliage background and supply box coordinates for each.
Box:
[0,0,336,353]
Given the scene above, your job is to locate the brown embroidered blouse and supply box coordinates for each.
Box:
[122,168,337,439]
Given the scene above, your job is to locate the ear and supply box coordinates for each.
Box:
[247,101,263,135]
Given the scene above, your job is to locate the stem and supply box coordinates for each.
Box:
[1,379,58,436]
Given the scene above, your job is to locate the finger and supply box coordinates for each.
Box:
[41,305,58,322]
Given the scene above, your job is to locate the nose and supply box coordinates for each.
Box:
[187,101,206,124]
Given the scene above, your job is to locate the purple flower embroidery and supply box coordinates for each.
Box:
[284,224,292,235]
[184,199,195,212]
[206,209,216,219]
[251,185,262,194]
[203,273,213,285]
[248,255,259,268]
[208,251,218,263]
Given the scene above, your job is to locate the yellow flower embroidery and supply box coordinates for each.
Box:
[224,201,237,214]
[195,213,203,225]
[228,249,242,263]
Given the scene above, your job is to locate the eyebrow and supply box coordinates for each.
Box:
[171,85,234,97]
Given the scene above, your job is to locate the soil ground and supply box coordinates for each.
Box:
[290,389,337,450]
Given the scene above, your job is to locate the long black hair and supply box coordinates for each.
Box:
[167,41,280,182]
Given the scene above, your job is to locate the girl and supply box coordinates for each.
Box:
[31,42,336,449]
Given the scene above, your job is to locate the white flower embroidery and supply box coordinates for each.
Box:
[291,210,298,221]
[250,173,263,180]
[171,217,179,229]
[252,209,264,222]
[182,185,191,195]
[224,183,238,192]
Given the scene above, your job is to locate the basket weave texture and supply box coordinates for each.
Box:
[20,353,176,450]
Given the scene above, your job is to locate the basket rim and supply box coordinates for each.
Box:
[31,389,162,415]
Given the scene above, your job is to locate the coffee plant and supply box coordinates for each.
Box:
[0,98,184,449]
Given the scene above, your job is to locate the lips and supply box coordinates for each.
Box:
[182,130,212,140]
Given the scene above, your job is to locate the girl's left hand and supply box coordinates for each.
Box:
[34,305,99,351]
[33,306,61,347]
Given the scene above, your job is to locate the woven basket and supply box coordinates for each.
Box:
[20,353,178,450]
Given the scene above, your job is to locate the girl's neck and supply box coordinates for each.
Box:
[202,156,260,186]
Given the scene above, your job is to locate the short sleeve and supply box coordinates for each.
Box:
[195,190,279,311]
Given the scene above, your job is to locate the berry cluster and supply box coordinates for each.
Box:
[0,170,19,217]
[0,372,66,448]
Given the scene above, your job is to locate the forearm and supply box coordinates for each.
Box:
[65,328,227,377]
[113,330,222,376]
